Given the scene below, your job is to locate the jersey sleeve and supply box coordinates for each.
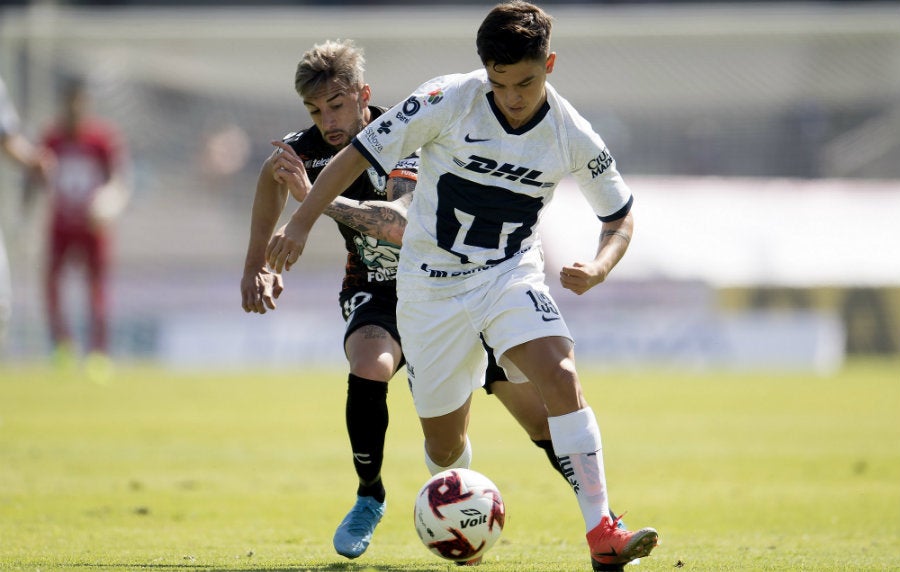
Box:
[352,75,460,176]
[569,124,633,222]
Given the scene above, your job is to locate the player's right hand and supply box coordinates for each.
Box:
[241,268,283,314]
[270,140,312,202]
[266,221,307,273]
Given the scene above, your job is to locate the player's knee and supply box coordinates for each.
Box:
[537,359,578,391]
[349,360,396,382]
[425,436,467,469]
[347,347,401,381]
[535,362,582,413]
[426,442,460,467]
[345,330,401,380]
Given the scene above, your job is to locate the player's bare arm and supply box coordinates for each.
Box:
[324,175,414,245]
[385,170,415,203]
[270,139,413,245]
[241,153,291,314]
[559,210,633,296]
[266,143,371,273]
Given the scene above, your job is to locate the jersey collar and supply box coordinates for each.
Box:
[486,91,550,135]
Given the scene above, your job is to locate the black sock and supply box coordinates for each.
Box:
[533,439,567,482]
[346,374,388,503]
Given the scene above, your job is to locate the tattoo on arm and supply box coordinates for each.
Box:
[601,229,631,245]
[321,174,415,243]
[324,197,407,244]
[388,176,416,203]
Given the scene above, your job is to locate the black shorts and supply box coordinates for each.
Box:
[339,292,507,391]
[340,290,402,347]
[482,340,509,395]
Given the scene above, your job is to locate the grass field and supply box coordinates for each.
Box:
[1,359,898,571]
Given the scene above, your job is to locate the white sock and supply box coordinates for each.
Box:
[548,407,610,532]
[424,436,472,475]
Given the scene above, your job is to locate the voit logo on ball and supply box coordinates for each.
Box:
[413,468,505,563]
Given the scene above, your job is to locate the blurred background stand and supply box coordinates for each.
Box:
[1,1,899,371]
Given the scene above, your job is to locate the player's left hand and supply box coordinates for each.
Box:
[241,268,283,314]
[559,261,608,295]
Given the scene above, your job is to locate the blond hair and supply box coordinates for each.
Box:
[295,39,366,98]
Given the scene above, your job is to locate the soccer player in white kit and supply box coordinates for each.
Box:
[0,75,52,351]
[267,2,659,569]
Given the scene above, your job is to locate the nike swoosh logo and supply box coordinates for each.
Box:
[465,134,490,143]
[541,315,561,322]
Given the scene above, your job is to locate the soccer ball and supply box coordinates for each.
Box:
[413,468,505,562]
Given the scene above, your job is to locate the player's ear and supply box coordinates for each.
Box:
[359,84,372,106]
[545,53,556,74]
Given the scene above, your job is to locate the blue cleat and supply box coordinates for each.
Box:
[333,495,386,559]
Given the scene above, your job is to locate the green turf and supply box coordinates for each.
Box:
[1,358,898,571]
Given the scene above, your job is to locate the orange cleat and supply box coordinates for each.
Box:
[588,515,658,570]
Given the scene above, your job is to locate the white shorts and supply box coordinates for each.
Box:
[397,259,572,418]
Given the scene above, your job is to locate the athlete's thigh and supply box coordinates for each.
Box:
[341,291,403,379]
[397,296,487,419]
[480,264,572,382]
[84,229,109,279]
[345,325,402,381]
[48,226,73,273]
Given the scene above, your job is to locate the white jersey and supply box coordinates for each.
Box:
[352,68,633,301]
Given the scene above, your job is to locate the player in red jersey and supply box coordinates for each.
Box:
[40,76,130,381]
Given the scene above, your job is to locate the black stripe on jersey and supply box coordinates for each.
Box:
[352,138,388,177]
[597,194,633,223]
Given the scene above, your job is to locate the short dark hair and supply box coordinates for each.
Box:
[476,1,552,67]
